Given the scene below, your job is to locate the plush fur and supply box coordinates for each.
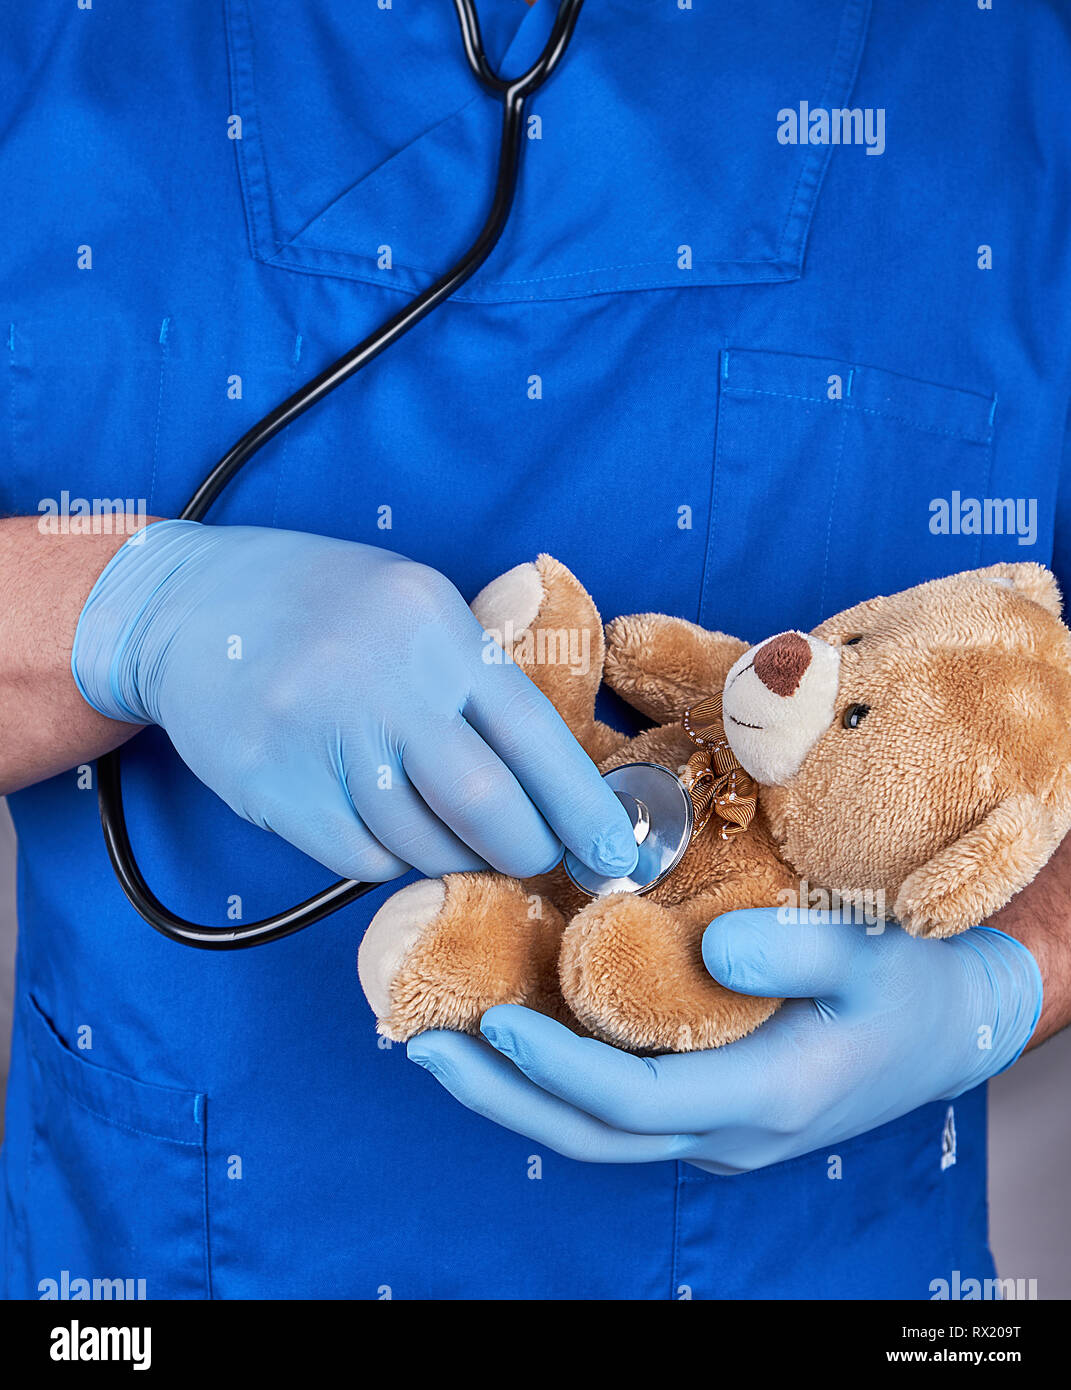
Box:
[358,556,1071,1053]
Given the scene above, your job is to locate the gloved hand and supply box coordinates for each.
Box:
[407,908,1042,1172]
[71,520,639,884]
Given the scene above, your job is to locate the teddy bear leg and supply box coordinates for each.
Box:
[559,893,781,1053]
[471,554,627,764]
[358,872,569,1042]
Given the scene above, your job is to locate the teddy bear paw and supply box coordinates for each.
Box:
[357,872,565,1042]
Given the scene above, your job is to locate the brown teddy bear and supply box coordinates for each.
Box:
[358,556,1071,1053]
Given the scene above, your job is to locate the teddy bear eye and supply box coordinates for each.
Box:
[842,634,863,645]
[842,703,870,729]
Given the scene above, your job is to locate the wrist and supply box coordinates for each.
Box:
[70,518,210,724]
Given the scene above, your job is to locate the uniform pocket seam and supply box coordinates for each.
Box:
[722,385,994,447]
[224,2,869,301]
[26,994,206,1148]
[38,1082,203,1149]
[701,346,997,631]
[23,993,212,1300]
[259,244,805,301]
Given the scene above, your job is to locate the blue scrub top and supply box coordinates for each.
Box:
[2,0,1070,1300]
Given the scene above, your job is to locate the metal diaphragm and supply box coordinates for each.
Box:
[563,761,694,897]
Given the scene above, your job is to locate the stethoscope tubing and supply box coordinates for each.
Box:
[95,0,586,947]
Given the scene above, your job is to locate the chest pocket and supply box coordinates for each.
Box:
[701,347,997,638]
[224,0,872,300]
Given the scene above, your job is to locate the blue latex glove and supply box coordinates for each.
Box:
[71,520,639,884]
[407,908,1042,1173]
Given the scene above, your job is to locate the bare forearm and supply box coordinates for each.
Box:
[0,515,158,794]
[988,827,1071,1048]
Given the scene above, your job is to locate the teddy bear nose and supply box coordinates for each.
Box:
[753,632,812,696]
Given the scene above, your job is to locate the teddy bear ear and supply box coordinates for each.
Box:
[893,792,1061,938]
[974,562,1063,619]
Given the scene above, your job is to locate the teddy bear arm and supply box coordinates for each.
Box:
[894,791,1061,938]
[603,612,749,723]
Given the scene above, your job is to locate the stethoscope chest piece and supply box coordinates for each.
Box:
[563,762,694,898]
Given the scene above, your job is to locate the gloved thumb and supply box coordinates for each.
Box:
[702,907,870,1001]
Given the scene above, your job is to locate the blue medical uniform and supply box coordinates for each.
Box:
[2,0,1069,1300]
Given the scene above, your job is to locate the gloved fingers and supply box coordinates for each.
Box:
[402,716,564,878]
[259,795,411,883]
[407,1029,691,1164]
[702,907,876,1003]
[951,927,1044,1077]
[464,660,639,878]
[478,1004,780,1135]
[344,761,490,877]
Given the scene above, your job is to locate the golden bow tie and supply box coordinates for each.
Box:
[681,693,758,841]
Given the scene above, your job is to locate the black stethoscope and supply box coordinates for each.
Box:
[96,0,586,949]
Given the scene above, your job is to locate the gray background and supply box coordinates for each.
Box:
[0,795,1066,1296]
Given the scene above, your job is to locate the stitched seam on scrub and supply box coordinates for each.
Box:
[974,429,997,568]
[32,1078,204,1149]
[198,1096,214,1299]
[280,249,799,283]
[722,385,993,444]
[223,0,265,261]
[697,342,731,627]
[818,394,850,617]
[775,0,872,259]
[772,0,841,258]
[273,95,487,259]
[237,0,285,257]
[148,316,171,515]
[27,1002,205,1148]
[670,1163,684,1301]
[268,0,533,263]
[27,1013,211,1298]
[21,1028,38,1286]
[263,261,801,303]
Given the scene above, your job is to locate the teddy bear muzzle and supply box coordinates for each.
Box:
[721,630,842,785]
